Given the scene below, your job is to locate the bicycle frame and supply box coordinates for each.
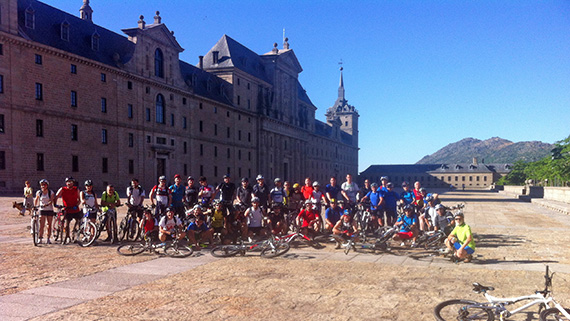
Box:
[471,292,570,319]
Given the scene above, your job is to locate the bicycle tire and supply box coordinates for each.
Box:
[433,299,493,321]
[210,245,241,257]
[539,307,570,321]
[32,217,40,246]
[77,221,97,247]
[126,219,140,242]
[164,244,194,258]
[116,243,145,256]
[117,217,128,241]
[260,242,290,258]
[424,235,445,250]
[109,217,117,242]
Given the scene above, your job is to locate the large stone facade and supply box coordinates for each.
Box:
[0,0,358,193]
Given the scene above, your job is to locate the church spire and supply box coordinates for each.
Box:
[338,66,345,102]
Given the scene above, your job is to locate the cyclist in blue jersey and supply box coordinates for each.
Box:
[382,182,399,226]
[324,176,342,206]
[169,174,186,219]
[393,204,419,247]
[400,182,415,206]
[360,183,384,227]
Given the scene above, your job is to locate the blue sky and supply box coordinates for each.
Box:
[54,0,570,171]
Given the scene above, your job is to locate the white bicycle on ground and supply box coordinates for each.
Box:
[434,265,570,320]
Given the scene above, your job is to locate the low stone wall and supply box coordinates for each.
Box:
[544,187,570,204]
[502,185,525,195]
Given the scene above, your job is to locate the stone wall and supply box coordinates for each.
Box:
[544,187,570,204]
[502,185,526,195]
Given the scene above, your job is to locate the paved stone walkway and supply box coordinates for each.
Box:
[1,191,570,320]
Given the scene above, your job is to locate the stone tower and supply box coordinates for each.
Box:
[326,67,359,147]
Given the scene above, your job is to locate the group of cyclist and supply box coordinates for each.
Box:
[25,173,475,261]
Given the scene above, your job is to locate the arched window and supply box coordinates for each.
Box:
[156,94,165,124]
[154,48,164,78]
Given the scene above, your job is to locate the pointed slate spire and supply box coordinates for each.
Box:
[338,66,345,102]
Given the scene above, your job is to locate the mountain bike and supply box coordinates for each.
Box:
[210,236,289,258]
[118,204,141,242]
[117,228,193,258]
[75,205,98,247]
[433,266,570,321]
[51,205,65,244]
[30,206,40,246]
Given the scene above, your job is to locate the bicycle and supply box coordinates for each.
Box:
[210,236,290,258]
[75,205,98,247]
[433,265,570,321]
[51,205,65,244]
[117,228,193,258]
[118,204,141,242]
[30,206,40,246]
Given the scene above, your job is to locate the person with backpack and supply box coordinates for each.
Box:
[126,178,145,221]
[149,176,171,219]
[101,184,121,243]
[55,177,81,244]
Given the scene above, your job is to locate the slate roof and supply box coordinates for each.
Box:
[297,81,315,107]
[361,165,443,175]
[361,163,513,176]
[18,0,134,67]
[202,34,271,84]
[179,61,233,106]
[314,120,331,137]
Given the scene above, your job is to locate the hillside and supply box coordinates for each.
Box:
[416,137,554,164]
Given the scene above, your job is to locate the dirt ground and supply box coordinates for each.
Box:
[2,191,570,320]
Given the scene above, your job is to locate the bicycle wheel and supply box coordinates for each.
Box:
[540,307,570,321]
[164,243,193,258]
[433,300,493,321]
[126,219,140,242]
[424,235,445,250]
[77,221,97,247]
[116,243,145,256]
[117,217,128,241]
[210,245,240,257]
[260,242,290,258]
[32,218,40,246]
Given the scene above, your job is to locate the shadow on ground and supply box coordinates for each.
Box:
[475,234,527,249]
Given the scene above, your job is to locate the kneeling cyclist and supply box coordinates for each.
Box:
[393,204,419,247]
[296,201,321,238]
[158,208,185,243]
[140,208,158,243]
[332,210,359,249]
[445,212,475,262]
[187,214,214,248]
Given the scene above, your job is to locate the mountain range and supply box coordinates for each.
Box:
[416,137,554,164]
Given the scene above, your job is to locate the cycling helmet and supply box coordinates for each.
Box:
[241,177,249,182]
[371,182,378,187]
[402,181,409,187]
[404,204,414,212]
[84,180,93,186]
[251,197,260,203]
[39,179,49,185]
[435,204,445,211]
[343,209,351,216]
[65,177,74,182]
[274,177,282,183]
[187,176,194,181]
[223,174,230,178]
[454,212,464,218]
[293,183,300,189]
[330,198,336,203]
[256,174,264,180]
[159,175,167,181]
[381,176,389,181]
[425,196,434,203]
[193,204,202,211]
[419,187,427,193]
[166,207,175,213]
[312,181,320,187]
[387,182,393,188]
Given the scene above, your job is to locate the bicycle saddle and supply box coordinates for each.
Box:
[472,283,494,293]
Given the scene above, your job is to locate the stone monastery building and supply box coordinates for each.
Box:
[0,0,359,192]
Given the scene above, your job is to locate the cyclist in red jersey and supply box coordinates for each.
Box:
[301,177,313,200]
[140,208,158,242]
[296,201,321,237]
[55,177,81,244]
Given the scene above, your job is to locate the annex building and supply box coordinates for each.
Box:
[360,159,512,189]
[0,0,359,193]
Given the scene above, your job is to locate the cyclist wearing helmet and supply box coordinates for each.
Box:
[380,176,389,192]
[433,204,452,235]
[149,176,171,218]
[296,201,321,236]
[55,177,81,244]
[270,178,285,205]
[159,207,186,243]
[235,177,253,207]
[80,180,98,223]
[126,178,145,220]
[268,203,287,235]
[356,179,371,203]
[310,181,325,212]
[289,183,304,213]
[445,212,475,262]
[184,176,198,208]
[34,179,55,244]
[101,184,121,243]
[216,174,236,210]
[252,175,270,209]
[360,182,384,226]
[244,197,266,238]
[332,210,359,248]
[419,196,437,231]
[382,182,399,226]
[393,204,419,247]
[324,199,342,232]
[187,213,213,248]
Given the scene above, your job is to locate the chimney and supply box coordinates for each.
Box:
[212,51,219,64]
[199,56,204,69]
[138,15,145,29]
[473,157,478,165]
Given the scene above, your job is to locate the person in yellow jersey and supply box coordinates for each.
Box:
[445,212,475,262]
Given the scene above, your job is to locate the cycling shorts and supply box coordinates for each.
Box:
[453,242,475,254]
[385,208,397,218]
[40,210,55,217]
[397,231,414,239]
[65,212,82,221]
[249,226,263,235]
